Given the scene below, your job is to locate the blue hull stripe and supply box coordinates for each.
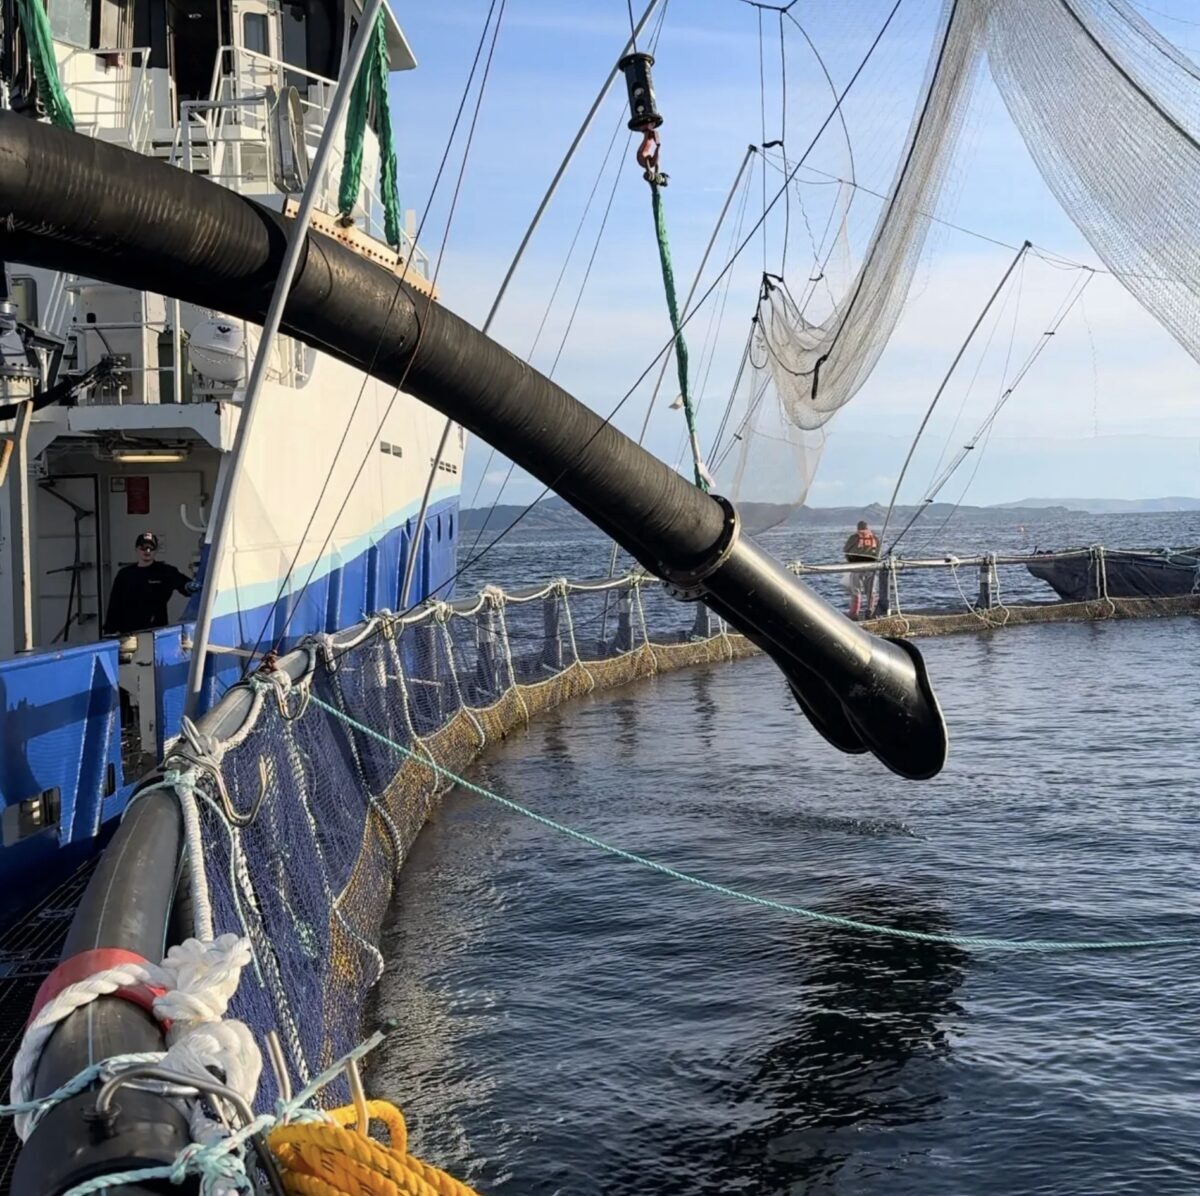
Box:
[0,496,459,924]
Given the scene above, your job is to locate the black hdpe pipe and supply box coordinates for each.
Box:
[10,789,191,1196]
[0,113,946,779]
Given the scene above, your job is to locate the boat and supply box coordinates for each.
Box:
[0,0,461,921]
[1027,547,1200,602]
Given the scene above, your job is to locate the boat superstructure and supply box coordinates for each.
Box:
[0,0,461,912]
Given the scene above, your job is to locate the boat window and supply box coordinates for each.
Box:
[282,3,308,88]
[91,0,129,52]
[243,12,268,54]
[49,0,91,47]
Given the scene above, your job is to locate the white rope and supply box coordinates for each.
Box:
[192,786,311,1087]
[632,579,659,669]
[1093,544,1117,616]
[433,611,487,746]
[10,935,257,1141]
[125,770,214,942]
[493,598,531,724]
[559,580,595,692]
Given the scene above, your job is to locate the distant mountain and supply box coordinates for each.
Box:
[460,496,1087,536]
[995,497,1200,514]
[460,497,589,534]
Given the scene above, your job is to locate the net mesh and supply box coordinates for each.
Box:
[985,0,1200,359]
[187,577,754,1110]
[180,546,1198,1111]
[738,0,1200,506]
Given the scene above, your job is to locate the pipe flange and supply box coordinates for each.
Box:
[662,580,704,603]
[659,494,741,592]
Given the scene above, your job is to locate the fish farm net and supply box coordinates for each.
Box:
[180,576,755,1110]
[173,551,1197,1113]
[739,0,1200,512]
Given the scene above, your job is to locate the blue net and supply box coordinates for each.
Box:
[186,575,749,1110]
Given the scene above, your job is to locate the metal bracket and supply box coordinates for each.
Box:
[93,1065,286,1196]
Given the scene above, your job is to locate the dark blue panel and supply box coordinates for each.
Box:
[153,624,193,757]
[0,640,127,910]
[365,543,380,614]
[426,501,459,602]
[335,550,368,631]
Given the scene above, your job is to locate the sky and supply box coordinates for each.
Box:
[385,0,1200,509]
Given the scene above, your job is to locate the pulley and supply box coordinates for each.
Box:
[618,51,662,132]
[618,51,666,185]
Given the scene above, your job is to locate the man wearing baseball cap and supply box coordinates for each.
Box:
[102,531,198,636]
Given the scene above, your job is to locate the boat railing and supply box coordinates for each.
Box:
[789,549,1095,575]
[169,44,430,276]
[787,544,1200,618]
[61,46,154,155]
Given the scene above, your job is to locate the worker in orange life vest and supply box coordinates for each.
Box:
[843,519,880,621]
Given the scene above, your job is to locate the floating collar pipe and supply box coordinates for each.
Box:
[0,113,947,778]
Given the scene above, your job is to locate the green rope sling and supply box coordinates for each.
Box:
[18,0,74,130]
[338,10,403,249]
[650,182,708,492]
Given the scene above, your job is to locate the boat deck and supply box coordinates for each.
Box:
[0,860,99,1192]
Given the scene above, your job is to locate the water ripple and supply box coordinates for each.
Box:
[373,609,1200,1195]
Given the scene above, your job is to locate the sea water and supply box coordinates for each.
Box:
[373,512,1200,1194]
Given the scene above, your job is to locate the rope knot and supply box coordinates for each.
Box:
[155,935,251,1027]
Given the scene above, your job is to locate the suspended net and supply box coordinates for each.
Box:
[985,0,1200,360]
[757,0,987,432]
[737,0,1200,504]
[712,309,827,531]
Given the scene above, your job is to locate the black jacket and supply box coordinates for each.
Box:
[103,561,193,635]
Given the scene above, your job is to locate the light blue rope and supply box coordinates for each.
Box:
[309,694,1197,954]
[0,1053,162,1136]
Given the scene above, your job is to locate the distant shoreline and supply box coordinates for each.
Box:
[460,496,1200,535]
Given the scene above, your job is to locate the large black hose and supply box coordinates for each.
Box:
[10,790,191,1196]
[0,113,723,569]
[0,113,946,778]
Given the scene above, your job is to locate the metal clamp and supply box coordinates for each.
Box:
[93,1064,286,1196]
[658,494,741,595]
[169,719,268,828]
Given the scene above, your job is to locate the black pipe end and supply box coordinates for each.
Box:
[785,635,948,780]
[700,535,948,781]
[12,1088,193,1196]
